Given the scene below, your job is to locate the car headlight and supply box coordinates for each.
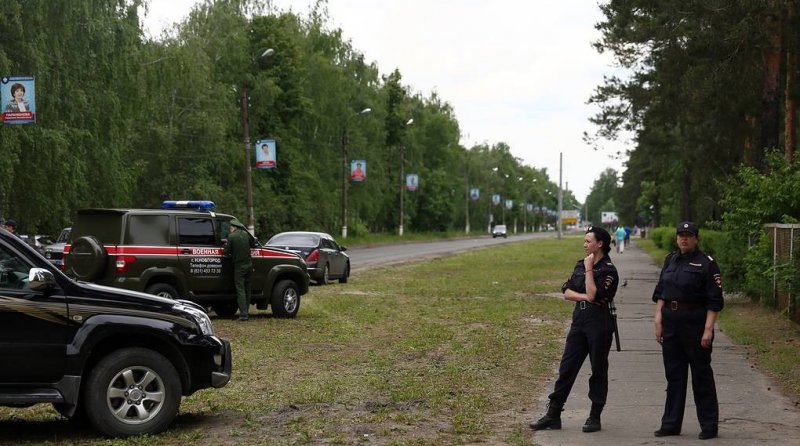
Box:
[174,303,215,336]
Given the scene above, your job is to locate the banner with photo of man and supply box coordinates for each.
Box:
[505,199,513,210]
[469,188,480,201]
[1,76,36,124]
[406,174,419,191]
[351,160,367,182]
[255,139,276,169]
[492,194,500,206]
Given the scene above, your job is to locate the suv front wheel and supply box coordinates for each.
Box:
[271,280,300,318]
[84,347,181,438]
[146,283,180,300]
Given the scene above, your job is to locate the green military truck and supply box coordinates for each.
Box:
[65,201,309,318]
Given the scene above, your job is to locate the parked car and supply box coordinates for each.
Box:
[64,201,310,318]
[20,234,55,255]
[0,226,232,437]
[492,224,508,238]
[266,231,349,285]
[43,226,71,267]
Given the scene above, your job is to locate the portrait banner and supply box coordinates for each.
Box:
[255,139,276,169]
[492,194,501,206]
[1,76,36,124]
[469,188,480,201]
[351,160,367,182]
[505,199,513,210]
[406,174,418,191]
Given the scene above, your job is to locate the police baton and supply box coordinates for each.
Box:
[610,302,621,351]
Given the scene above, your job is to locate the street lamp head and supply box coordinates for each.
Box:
[260,48,276,58]
[406,118,414,126]
[360,107,372,114]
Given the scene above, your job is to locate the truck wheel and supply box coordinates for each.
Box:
[338,262,350,284]
[212,302,238,318]
[84,347,181,438]
[69,236,107,281]
[146,283,180,300]
[271,280,300,318]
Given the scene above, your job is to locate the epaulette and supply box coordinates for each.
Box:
[707,255,714,262]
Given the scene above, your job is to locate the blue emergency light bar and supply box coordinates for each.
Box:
[161,200,216,211]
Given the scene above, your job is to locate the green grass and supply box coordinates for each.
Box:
[1,237,581,445]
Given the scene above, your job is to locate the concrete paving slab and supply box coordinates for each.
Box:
[531,240,800,445]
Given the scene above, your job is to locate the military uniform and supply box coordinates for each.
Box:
[652,246,723,436]
[225,227,253,320]
[549,256,619,407]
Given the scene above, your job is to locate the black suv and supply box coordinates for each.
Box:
[65,201,309,318]
[0,227,232,437]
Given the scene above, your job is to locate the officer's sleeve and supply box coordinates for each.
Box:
[561,262,581,293]
[706,259,724,312]
[594,264,619,302]
[652,253,673,303]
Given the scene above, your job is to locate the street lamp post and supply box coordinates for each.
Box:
[341,107,372,238]
[241,48,275,236]
[399,118,413,236]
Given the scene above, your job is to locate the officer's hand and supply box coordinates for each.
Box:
[701,328,714,349]
[583,253,594,270]
[655,320,663,344]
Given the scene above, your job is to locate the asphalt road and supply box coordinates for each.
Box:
[346,231,557,271]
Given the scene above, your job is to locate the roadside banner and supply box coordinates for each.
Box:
[492,194,500,206]
[406,174,418,191]
[1,76,36,124]
[470,188,480,201]
[505,199,513,210]
[255,139,276,169]
[351,160,367,182]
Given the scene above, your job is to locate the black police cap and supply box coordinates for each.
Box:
[676,221,699,236]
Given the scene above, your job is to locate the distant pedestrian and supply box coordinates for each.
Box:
[529,226,619,433]
[615,226,626,253]
[225,222,253,321]
[652,222,723,440]
[3,219,20,237]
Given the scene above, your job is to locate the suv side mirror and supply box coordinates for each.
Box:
[28,268,57,292]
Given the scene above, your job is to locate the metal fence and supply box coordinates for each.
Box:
[765,223,800,323]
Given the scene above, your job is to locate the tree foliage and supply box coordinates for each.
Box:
[0,0,566,238]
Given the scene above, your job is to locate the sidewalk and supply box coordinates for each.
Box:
[532,241,800,445]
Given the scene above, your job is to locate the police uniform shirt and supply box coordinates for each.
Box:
[652,248,723,312]
[563,255,619,304]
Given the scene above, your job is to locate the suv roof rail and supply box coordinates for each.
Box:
[161,200,216,211]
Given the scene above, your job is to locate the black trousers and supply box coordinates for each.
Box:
[659,307,719,432]
[549,304,613,406]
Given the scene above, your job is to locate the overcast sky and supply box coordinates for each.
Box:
[142,0,628,202]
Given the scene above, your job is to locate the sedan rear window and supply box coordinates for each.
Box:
[268,234,320,246]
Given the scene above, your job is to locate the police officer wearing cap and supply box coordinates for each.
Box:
[530,226,619,433]
[652,222,723,440]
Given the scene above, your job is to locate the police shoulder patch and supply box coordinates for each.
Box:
[708,255,714,262]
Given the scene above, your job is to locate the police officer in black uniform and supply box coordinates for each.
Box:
[652,222,723,440]
[530,226,619,433]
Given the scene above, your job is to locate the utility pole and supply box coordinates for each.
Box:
[240,86,255,235]
[557,152,563,239]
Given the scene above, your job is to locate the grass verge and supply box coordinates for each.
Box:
[1,237,581,445]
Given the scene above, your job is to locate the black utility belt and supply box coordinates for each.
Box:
[664,300,705,310]
[575,301,608,310]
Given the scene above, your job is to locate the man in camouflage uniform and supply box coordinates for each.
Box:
[225,223,253,321]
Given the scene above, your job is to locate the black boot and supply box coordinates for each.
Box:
[529,401,563,430]
[582,404,603,433]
